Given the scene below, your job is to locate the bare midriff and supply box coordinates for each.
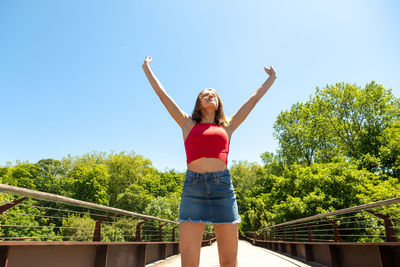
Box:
[187,157,228,173]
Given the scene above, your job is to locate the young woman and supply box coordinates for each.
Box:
[142,56,276,267]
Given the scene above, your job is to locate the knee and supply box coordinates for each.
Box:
[180,248,201,267]
[181,256,200,267]
[219,258,237,267]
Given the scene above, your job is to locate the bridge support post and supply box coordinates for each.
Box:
[327,219,342,242]
[159,244,167,260]
[173,243,180,255]
[378,245,400,267]
[171,226,178,241]
[305,244,314,262]
[135,221,146,241]
[94,245,108,267]
[93,213,114,242]
[0,246,8,267]
[158,223,167,242]
[366,210,398,242]
[290,226,297,241]
[290,243,297,257]
[302,223,314,242]
[329,245,341,267]
[137,244,146,267]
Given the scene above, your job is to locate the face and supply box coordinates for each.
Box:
[199,89,219,110]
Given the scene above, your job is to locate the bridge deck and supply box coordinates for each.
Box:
[149,240,327,267]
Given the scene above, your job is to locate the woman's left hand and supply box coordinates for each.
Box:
[264,65,276,79]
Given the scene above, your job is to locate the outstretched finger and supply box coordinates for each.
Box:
[145,56,152,64]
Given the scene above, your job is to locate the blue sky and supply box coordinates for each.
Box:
[1,0,399,172]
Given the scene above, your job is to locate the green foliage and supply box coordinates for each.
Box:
[1,162,41,189]
[101,223,125,242]
[144,192,181,221]
[0,151,184,241]
[101,218,138,242]
[106,152,158,207]
[60,214,95,241]
[378,119,400,178]
[237,81,400,239]
[66,163,110,205]
[35,159,63,194]
[0,194,58,241]
[273,81,400,176]
[116,184,154,213]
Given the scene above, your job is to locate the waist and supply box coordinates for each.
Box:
[187,157,227,173]
[185,169,230,179]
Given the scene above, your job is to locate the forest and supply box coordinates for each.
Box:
[1,81,399,241]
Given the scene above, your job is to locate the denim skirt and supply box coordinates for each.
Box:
[178,169,241,224]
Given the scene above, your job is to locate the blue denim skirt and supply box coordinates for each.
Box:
[178,169,241,224]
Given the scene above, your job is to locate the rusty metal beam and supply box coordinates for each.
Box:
[326,219,342,242]
[302,223,314,242]
[379,245,400,267]
[93,213,114,242]
[0,246,8,267]
[291,226,297,242]
[137,244,146,266]
[0,197,28,214]
[94,245,107,267]
[329,245,341,267]
[135,221,146,242]
[158,223,167,242]
[171,226,178,242]
[366,210,398,242]
[245,239,400,267]
[0,241,185,267]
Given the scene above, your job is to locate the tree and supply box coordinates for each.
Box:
[115,184,154,213]
[315,82,399,161]
[106,151,158,207]
[66,163,110,205]
[273,81,400,177]
[35,159,64,194]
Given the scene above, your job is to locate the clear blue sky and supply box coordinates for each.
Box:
[1,0,399,172]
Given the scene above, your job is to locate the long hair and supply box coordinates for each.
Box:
[191,88,229,127]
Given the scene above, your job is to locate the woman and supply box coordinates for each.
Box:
[142,56,276,267]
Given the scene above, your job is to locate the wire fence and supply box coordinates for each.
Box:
[0,184,215,243]
[245,197,400,243]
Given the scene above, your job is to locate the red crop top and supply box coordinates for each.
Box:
[184,123,230,165]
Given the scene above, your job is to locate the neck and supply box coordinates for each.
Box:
[200,110,216,123]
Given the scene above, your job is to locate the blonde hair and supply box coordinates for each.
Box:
[191,88,230,127]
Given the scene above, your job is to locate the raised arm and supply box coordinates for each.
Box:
[142,56,192,129]
[228,66,276,133]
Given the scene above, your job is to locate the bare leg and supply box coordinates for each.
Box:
[179,221,205,267]
[213,223,239,267]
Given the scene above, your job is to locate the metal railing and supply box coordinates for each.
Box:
[245,197,400,243]
[244,197,400,267]
[0,184,216,267]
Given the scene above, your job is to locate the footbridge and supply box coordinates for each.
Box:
[0,184,399,267]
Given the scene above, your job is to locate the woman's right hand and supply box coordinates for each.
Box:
[143,56,152,66]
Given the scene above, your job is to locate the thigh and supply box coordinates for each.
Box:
[213,223,239,267]
[179,221,205,267]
